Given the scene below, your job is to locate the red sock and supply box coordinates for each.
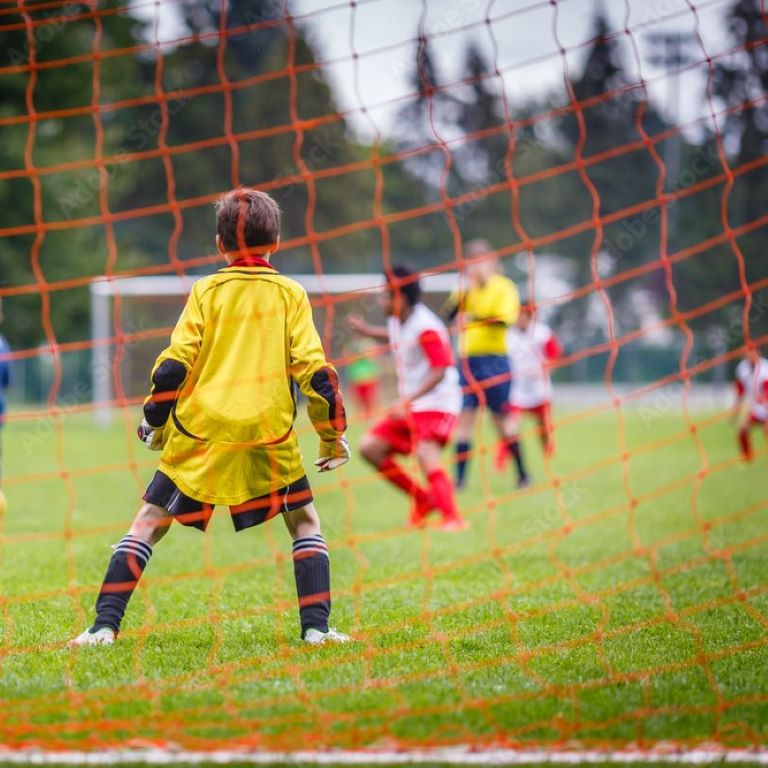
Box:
[542,429,555,458]
[380,458,428,502]
[739,428,753,461]
[427,468,461,521]
[494,440,509,471]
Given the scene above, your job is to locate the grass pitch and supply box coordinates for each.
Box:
[0,402,766,752]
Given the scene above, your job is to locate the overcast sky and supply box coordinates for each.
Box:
[137,0,736,140]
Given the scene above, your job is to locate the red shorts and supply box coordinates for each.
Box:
[370,411,458,454]
[748,413,767,426]
[509,402,551,420]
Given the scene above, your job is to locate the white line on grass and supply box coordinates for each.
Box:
[0,749,766,765]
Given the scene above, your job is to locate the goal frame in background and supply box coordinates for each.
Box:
[89,272,457,426]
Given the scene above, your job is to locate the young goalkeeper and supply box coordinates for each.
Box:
[71,188,351,647]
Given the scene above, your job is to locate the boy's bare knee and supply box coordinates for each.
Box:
[129,503,171,545]
[283,502,321,539]
[415,440,442,473]
[360,434,385,466]
[455,410,476,441]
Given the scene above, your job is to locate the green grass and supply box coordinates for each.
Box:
[0,404,766,752]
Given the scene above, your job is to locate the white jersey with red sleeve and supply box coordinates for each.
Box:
[735,356,768,421]
[387,303,462,415]
[507,322,562,409]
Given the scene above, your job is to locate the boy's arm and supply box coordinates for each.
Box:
[142,284,205,436]
[290,289,348,467]
[347,313,388,341]
[440,289,461,322]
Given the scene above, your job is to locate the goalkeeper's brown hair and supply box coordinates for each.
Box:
[215,188,281,253]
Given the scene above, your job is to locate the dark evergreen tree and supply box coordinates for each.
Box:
[712,0,768,226]
[393,36,458,193]
[143,0,380,275]
[453,42,506,185]
[0,2,148,351]
[556,9,670,337]
[712,0,768,345]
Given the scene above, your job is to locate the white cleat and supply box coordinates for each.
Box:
[69,627,116,647]
[303,627,350,645]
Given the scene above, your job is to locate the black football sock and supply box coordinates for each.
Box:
[455,441,471,486]
[292,534,331,637]
[508,439,528,482]
[92,535,153,633]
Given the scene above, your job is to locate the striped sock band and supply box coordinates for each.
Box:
[292,534,329,560]
[112,535,153,568]
[292,534,331,636]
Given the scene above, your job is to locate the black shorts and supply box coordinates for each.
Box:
[143,471,313,533]
[459,355,512,414]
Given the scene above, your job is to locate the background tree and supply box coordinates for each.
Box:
[674,0,768,348]
[0,2,147,350]
[711,0,768,345]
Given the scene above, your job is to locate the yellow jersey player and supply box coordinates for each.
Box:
[71,188,351,647]
[443,240,527,488]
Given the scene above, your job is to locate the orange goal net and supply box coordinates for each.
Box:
[0,0,767,757]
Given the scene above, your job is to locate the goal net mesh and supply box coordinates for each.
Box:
[0,0,766,755]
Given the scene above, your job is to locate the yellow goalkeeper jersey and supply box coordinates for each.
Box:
[144,262,345,505]
[448,274,520,357]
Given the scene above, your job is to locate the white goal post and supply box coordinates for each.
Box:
[89,271,458,426]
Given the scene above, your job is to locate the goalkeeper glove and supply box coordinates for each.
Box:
[137,418,164,451]
[314,436,351,472]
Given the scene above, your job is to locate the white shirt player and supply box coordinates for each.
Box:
[735,356,768,422]
[387,303,462,415]
[507,321,560,409]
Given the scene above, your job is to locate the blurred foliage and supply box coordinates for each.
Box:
[0,0,146,349]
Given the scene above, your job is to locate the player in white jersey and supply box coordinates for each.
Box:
[496,306,562,469]
[733,346,768,462]
[349,266,467,530]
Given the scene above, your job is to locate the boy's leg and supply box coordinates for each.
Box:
[282,502,347,642]
[738,416,753,461]
[454,408,477,489]
[71,502,170,645]
[494,409,521,471]
[455,357,482,489]
[359,381,378,420]
[415,439,466,530]
[540,404,555,457]
[493,410,529,487]
[360,429,430,519]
